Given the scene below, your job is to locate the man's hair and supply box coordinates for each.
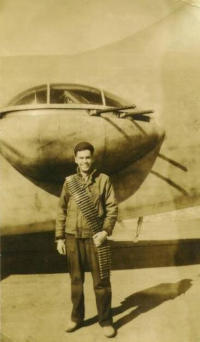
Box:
[74,142,95,156]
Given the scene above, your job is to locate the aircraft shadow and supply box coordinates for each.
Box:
[1,232,200,280]
[83,279,192,329]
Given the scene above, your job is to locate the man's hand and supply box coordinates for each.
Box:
[93,231,108,247]
[56,239,66,255]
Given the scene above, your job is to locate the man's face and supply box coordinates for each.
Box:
[75,149,93,173]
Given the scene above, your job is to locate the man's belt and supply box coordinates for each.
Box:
[66,174,111,279]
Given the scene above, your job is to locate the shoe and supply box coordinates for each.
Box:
[102,325,116,338]
[66,320,80,332]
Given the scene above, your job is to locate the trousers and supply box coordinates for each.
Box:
[65,234,112,326]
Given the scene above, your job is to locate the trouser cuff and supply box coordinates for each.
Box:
[99,320,113,327]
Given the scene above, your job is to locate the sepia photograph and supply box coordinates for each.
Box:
[0,1,200,341]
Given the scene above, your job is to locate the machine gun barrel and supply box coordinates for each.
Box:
[120,110,154,118]
[91,105,136,116]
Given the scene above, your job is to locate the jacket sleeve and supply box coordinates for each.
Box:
[55,181,69,240]
[102,176,118,236]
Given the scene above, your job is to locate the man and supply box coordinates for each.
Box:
[55,141,118,338]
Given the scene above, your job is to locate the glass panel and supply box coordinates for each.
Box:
[69,89,103,105]
[9,86,47,105]
[105,97,122,107]
[50,88,75,104]
[104,91,129,107]
[15,92,36,105]
[36,90,47,104]
[50,86,103,105]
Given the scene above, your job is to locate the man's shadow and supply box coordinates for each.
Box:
[84,279,192,330]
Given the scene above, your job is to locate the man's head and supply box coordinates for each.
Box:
[74,142,95,173]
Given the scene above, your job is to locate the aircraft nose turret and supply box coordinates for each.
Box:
[0,84,165,197]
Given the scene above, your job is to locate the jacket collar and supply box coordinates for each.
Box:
[76,166,97,185]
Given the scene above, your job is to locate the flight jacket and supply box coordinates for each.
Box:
[55,168,118,239]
